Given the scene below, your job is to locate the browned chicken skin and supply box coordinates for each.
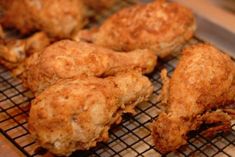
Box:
[152,44,235,153]
[74,0,195,58]
[21,40,157,93]
[29,72,153,156]
[0,0,87,38]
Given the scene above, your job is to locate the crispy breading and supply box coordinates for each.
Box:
[21,40,157,93]
[0,32,50,70]
[0,0,87,38]
[200,110,232,137]
[152,44,235,153]
[0,0,35,34]
[73,0,195,58]
[28,72,153,156]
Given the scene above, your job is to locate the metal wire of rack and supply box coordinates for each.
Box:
[0,0,235,157]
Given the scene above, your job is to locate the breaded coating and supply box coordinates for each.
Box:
[21,40,157,93]
[152,44,235,153]
[0,0,87,38]
[0,32,50,70]
[29,72,153,156]
[0,0,35,35]
[200,110,232,137]
[82,0,116,11]
[74,0,195,58]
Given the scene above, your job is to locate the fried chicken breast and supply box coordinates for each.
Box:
[74,0,195,58]
[152,44,235,153]
[21,40,157,93]
[0,0,87,38]
[29,72,153,156]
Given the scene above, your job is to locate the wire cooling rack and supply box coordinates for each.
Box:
[0,0,235,157]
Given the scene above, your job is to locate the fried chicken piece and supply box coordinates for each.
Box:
[73,0,195,58]
[0,25,5,39]
[29,72,153,156]
[0,0,87,38]
[0,0,35,35]
[200,110,232,137]
[0,32,50,69]
[0,40,25,66]
[21,40,157,93]
[82,0,116,11]
[152,44,235,153]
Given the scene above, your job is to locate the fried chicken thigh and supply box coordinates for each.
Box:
[152,44,235,153]
[21,40,157,93]
[29,72,153,156]
[74,0,195,58]
[0,0,87,38]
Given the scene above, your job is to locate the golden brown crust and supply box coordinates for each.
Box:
[74,0,195,58]
[0,39,26,64]
[0,0,35,34]
[0,32,50,70]
[21,40,157,93]
[26,0,87,38]
[200,110,232,137]
[158,69,170,106]
[0,0,87,38]
[152,44,235,153]
[29,72,153,156]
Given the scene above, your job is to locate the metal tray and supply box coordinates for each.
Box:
[0,0,234,156]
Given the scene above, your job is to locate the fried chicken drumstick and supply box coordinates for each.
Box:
[0,0,87,38]
[74,0,195,58]
[21,40,157,93]
[29,72,153,156]
[152,44,235,153]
